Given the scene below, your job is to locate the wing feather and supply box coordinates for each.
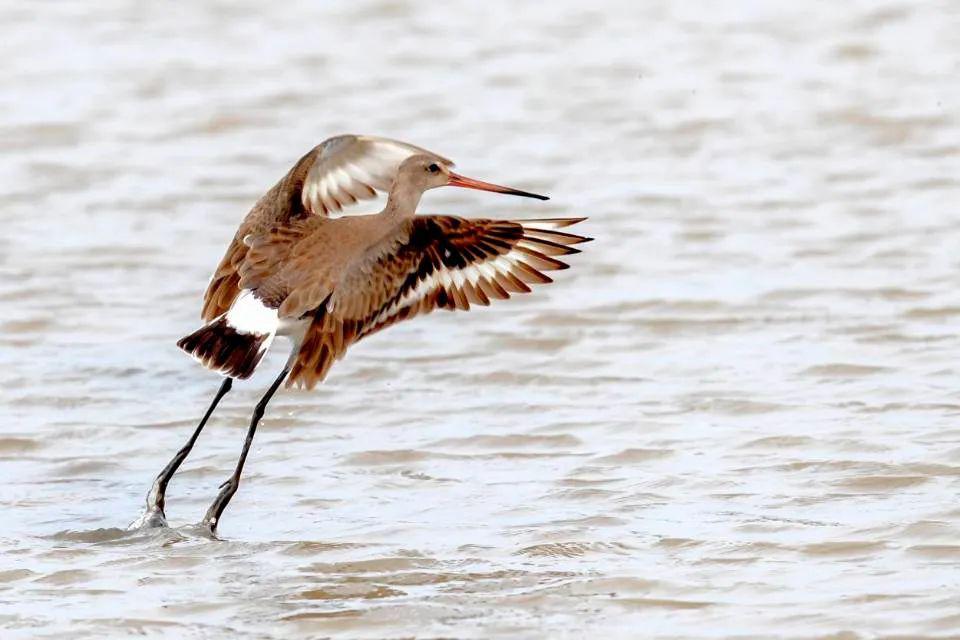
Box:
[301,135,452,216]
[285,215,590,389]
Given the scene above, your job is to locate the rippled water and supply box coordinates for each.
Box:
[2,1,960,638]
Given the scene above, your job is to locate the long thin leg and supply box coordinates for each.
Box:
[201,368,289,534]
[137,377,233,528]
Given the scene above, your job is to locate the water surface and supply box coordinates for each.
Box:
[2,1,960,638]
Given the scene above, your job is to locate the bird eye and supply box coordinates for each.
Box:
[427,163,440,173]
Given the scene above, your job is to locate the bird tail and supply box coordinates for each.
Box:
[177,291,278,379]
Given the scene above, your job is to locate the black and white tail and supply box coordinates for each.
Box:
[177,291,279,379]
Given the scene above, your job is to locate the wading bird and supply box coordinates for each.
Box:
[139,135,589,533]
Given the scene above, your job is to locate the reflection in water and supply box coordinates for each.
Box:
[2,0,959,637]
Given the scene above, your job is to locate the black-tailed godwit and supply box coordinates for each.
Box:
[138,135,589,533]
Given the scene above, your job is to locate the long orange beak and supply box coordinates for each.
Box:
[447,171,548,200]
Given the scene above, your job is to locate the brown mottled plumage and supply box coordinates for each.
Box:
[201,135,452,321]
[184,144,586,390]
[240,213,588,389]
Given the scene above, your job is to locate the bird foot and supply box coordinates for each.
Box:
[199,477,238,535]
[129,505,168,530]
[129,475,171,530]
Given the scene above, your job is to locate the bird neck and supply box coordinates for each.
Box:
[383,182,424,218]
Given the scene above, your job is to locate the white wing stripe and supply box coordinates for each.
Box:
[369,242,562,327]
[302,135,452,216]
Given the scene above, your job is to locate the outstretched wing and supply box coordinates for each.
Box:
[287,215,591,389]
[200,134,452,321]
[301,135,452,216]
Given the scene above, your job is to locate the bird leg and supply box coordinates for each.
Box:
[136,377,233,528]
[201,368,289,534]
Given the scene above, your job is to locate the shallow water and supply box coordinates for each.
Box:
[2,1,960,638]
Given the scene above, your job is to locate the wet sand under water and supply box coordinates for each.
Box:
[2,1,960,638]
